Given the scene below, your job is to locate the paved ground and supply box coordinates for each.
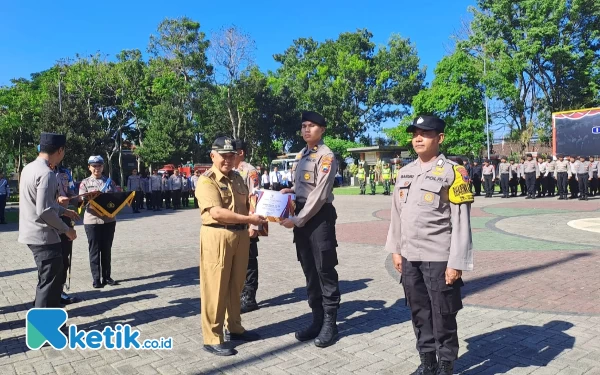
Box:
[1,192,600,374]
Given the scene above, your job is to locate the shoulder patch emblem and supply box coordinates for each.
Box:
[321,155,333,174]
[449,165,474,204]
[203,169,214,177]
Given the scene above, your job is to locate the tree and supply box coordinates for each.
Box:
[273,30,425,140]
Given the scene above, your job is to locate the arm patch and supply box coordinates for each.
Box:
[449,165,474,204]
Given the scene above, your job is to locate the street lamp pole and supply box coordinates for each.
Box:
[484,58,490,159]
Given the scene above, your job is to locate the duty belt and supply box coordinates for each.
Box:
[205,223,248,230]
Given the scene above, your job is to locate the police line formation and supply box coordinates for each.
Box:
[18,112,574,375]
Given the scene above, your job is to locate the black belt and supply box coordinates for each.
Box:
[205,223,248,230]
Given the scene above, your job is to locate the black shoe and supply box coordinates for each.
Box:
[60,292,80,305]
[525,196,531,199]
[203,343,237,356]
[224,329,261,342]
[104,278,118,286]
[558,196,564,200]
[314,311,338,348]
[92,280,104,289]
[436,360,454,375]
[295,308,324,342]
[411,352,438,375]
[240,290,259,314]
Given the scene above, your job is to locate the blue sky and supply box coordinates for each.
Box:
[0,0,475,130]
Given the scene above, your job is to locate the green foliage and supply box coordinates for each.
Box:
[323,136,362,158]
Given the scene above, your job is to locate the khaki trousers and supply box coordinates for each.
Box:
[200,226,250,345]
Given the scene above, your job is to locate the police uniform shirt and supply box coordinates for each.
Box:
[554,160,571,178]
[509,163,520,178]
[18,157,70,245]
[162,176,171,190]
[182,177,190,192]
[498,162,510,175]
[79,176,118,225]
[482,164,495,179]
[236,161,260,193]
[538,161,547,175]
[170,175,182,190]
[590,160,599,173]
[523,160,540,177]
[545,161,556,176]
[150,175,162,191]
[196,166,249,226]
[384,155,474,271]
[570,160,579,175]
[191,175,199,190]
[289,140,337,228]
[576,161,592,177]
[127,175,143,191]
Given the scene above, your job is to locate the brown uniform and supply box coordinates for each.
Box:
[196,166,250,345]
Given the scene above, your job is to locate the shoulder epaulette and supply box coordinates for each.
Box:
[203,169,214,177]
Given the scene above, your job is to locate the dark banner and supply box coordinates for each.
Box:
[554,109,600,156]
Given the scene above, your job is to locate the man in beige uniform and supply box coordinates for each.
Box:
[385,115,473,375]
[196,136,266,356]
[554,154,571,200]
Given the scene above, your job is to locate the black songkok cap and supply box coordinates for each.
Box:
[301,111,327,127]
[40,132,66,148]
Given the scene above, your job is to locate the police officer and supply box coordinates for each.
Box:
[18,133,79,308]
[191,169,200,208]
[576,156,592,200]
[589,156,598,196]
[536,157,547,197]
[280,111,341,348]
[470,161,482,196]
[518,157,527,195]
[79,156,119,288]
[169,170,183,209]
[523,154,540,199]
[369,167,377,195]
[497,156,510,198]
[545,156,556,197]
[196,136,266,356]
[568,156,579,199]
[554,154,571,200]
[386,115,473,375]
[149,170,163,211]
[356,162,367,195]
[127,168,143,213]
[0,170,9,224]
[162,172,171,208]
[482,159,495,198]
[509,159,520,197]
[382,163,392,195]
[233,140,262,313]
[181,173,190,207]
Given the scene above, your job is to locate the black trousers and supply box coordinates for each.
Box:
[293,203,340,312]
[85,222,116,282]
[578,174,589,197]
[171,189,182,208]
[272,182,280,191]
[472,177,482,195]
[163,190,171,208]
[0,194,6,222]
[192,191,199,208]
[146,191,153,209]
[59,217,74,287]
[569,176,579,197]
[590,172,598,195]
[500,174,509,196]
[557,172,568,196]
[483,175,493,196]
[131,190,142,212]
[402,258,463,361]
[244,238,259,292]
[519,177,527,195]
[525,172,536,196]
[152,191,162,209]
[546,175,555,195]
[29,243,63,308]
[535,176,542,195]
[181,190,189,207]
[509,176,518,195]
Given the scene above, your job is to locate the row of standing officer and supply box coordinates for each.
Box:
[128,170,195,212]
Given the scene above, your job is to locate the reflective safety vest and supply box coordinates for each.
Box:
[356,168,365,180]
[382,168,391,180]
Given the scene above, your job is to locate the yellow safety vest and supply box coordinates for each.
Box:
[382,168,391,180]
[356,169,365,179]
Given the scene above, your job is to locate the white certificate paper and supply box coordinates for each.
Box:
[253,190,295,221]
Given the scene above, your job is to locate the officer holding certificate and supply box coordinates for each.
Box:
[280,111,341,348]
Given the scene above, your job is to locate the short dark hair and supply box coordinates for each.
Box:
[40,144,64,155]
[235,139,248,156]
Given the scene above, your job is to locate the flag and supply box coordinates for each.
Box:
[88,191,136,218]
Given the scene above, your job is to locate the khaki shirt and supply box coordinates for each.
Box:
[79,176,118,225]
[196,166,249,226]
[554,160,571,178]
[384,154,474,271]
[290,140,336,228]
[236,161,260,193]
[523,160,540,177]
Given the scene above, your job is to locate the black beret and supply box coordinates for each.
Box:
[407,115,446,133]
[211,136,236,154]
[302,111,326,127]
[557,153,564,158]
[40,132,66,148]
[526,153,532,157]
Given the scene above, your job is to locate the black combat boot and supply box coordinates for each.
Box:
[295,308,324,342]
[436,360,454,375]
[558,195,564,200]
[411,352,438,375]
[240,289,259,314]
[314,310,338,348]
